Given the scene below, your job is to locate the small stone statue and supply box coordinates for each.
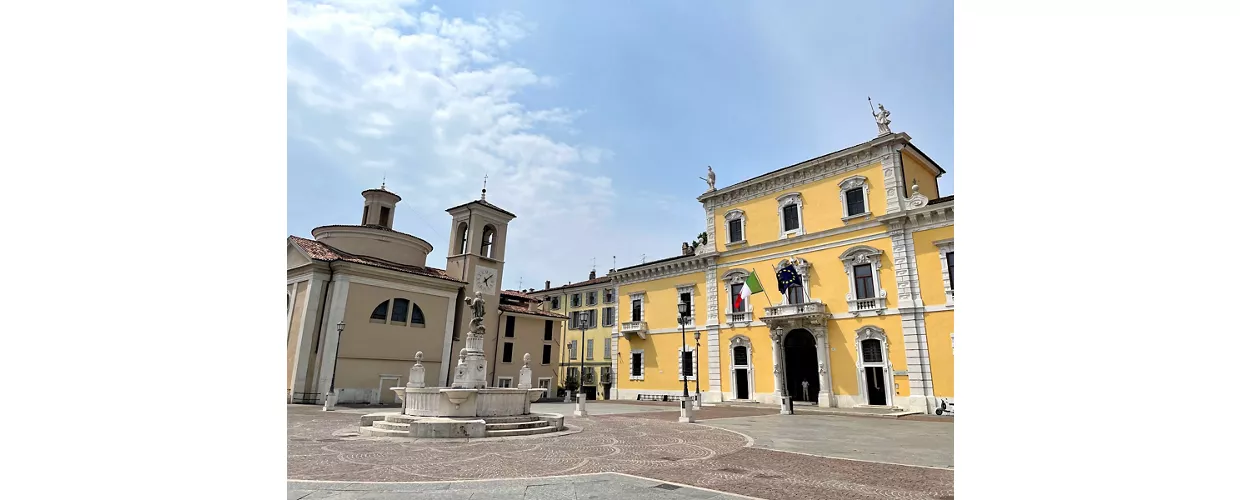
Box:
[872,103,892,135]
[699,166,716,191]
[523,352,531,368]
[464,291,486,334]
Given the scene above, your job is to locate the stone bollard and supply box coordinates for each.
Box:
[573,392,588,417]
[323,389,339,411]
[678,396,695,423]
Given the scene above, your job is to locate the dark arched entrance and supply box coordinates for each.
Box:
[783,328,819,403]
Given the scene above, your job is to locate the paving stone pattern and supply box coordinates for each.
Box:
[289,405,953,499]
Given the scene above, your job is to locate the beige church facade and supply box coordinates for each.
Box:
[286,186,569,405]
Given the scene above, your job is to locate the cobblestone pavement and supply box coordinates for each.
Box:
[289,473,755,499]
[289,405,954,499]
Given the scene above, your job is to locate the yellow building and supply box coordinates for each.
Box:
[612,126,954,414]
[537,272,619,400]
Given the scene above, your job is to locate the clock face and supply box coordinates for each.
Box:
[474,266,498,295]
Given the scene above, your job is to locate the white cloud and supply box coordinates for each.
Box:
[288,1,622,286]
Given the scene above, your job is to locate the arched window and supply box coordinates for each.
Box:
[409,303,425,325]
[480,225,496,258]
[456,222,469,255]
[391,298,410,324]
[370,300,390,321]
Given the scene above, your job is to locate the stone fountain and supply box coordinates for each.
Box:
[360,292,565,438]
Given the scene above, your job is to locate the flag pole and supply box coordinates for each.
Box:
[754,268,775,307]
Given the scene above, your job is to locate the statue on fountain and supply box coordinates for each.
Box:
[464,291,486,336]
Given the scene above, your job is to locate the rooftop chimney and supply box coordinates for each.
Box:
[544,280,551,290]
[589,270,596,280]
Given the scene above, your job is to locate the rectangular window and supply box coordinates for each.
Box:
[680,349,694,380]
[584,367,596,386]
[604,288,615,303]
[786,284,804,304]
[497,377,513,388]
[379,206,391,227]
[782,204,799,231]
[504,316,516,337]
[362,205,370,225]
[569,340,577,360]
[946,251,955,290]
[728,219,743,242]
[537,378,551,389]
[730,283,746,313]
[587,291,597,306]
[632,299,643,322]
[589,309,598,328]
[602,307,615,327]
[544,320,553,341]
[542,344,552,364]
[550,296,560,310]
[845,187,866,216]
[854,264,876,299]
[603,337,611,359]
[601,366,612,384]
[571,293,581,307]
[502,342,514,363]
[586,339,594,360]
[631,352,643,377]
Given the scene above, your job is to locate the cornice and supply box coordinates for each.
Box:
[332,262,465,294]
[698,133,910,210]
[719,219,886,260]
[611,253,717,285]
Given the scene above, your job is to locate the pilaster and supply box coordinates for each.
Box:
[812,327,835,407]
[881,143,908,214]
[888,219,933,413]
[706,325,721,400]
[315,276,351,400]
[290,274,328,400]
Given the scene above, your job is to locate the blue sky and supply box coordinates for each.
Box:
[287,0,952,290]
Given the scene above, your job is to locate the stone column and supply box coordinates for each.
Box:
[769,327,790,415]
[315,276,350,405]
[813,327,835,407]
[290,274,327,402]
[889,219,934,413]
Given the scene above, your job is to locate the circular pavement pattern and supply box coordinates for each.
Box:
[289,406,954,499]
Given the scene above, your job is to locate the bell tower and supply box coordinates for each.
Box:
[360,182,400,229]
[445,186,516,342]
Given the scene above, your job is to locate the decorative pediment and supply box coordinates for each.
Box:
[776,192,802,208]
[856,325,888,343]
[724,209,745,221]
[839,245,884,269]
[838,175,869,190]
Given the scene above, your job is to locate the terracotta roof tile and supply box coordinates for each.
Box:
[289,236,464,283]
[498,304,569,320]
[501,289,542,301]
[541,276,613,293]
[928,195,954,205]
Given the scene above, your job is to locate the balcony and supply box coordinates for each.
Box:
[620,321,647,339]
[726,309,753,324]
[847,291,887,315]
[763,300,827,321]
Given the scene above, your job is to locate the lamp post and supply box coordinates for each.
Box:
[693,330,701,408]
[775,325,793,415]
[678,300,690,400]
[578,314,588,400]
[324,320,345,411]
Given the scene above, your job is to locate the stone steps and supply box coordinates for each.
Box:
[484,423,557,437]
[372,420,410,432]
[359,426,411,438]
[484,420,546,431]
[476,415,541,424]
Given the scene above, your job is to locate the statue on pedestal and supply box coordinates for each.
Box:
[464,291,486,336]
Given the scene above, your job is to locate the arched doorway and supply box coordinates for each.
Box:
[783,328,819,403]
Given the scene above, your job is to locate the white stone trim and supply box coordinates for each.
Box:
[839,245,887,314]
[698,134,907,210]
[722,230,888,268]
[723,209,747,246]
[629,349,645,380]
[934,238,954,307]
[286,271,324,286]
[628,292,645,322]
[720,270,754,324]
[838,175,873,221]
[290,275,328,399]
[611,254,716,285]
[439,292,457,384]
[337,274,459,299]
[707,326,721,393]
[537,377,552,389]
[728,335,756,401]
[776,192,805,238]
[677,345,698,382]
[855,325,895,407]
[705,264,719,326]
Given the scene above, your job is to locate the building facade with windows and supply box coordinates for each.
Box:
[539,272,619,399]
[286,185,569,405]
[612,128,954,414]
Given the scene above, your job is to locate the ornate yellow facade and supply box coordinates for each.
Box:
[610,131,954,414]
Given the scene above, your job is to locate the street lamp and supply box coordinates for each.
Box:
[678,300,690,400]
[775,325,793,415]
[578,313,588,400]
[324,320,345,411]
[693,330,701,408]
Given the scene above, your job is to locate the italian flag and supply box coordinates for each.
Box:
[734,271,763,310]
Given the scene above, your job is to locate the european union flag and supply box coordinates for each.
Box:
[776,264,802,294]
